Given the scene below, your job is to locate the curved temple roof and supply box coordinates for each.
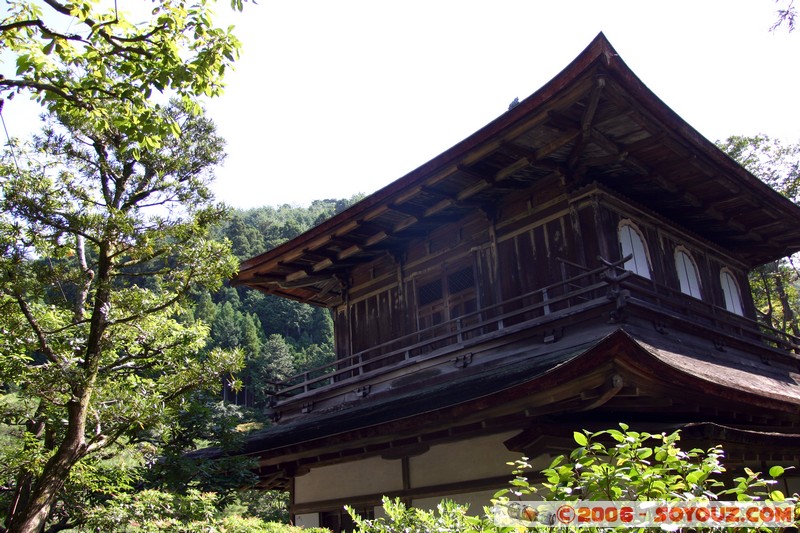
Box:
[233,33,800,306]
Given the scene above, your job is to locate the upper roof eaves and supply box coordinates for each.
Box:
[234,32,800,288]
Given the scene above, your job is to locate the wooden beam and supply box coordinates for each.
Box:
[393,185,424,205]
[277,275,333,289]
[567,77,611,174]
[285,269,310,283]
[495,157,533,182]
[702,204,727,223]
[567,130,588,171]
[251,271,285,281]
[581,75,605,132]
[364,231,389,247]
[312,258,334,272]
[456,179,491,200]
[538,129,582,159]
[546,110,579,131]
[316,277,342,299]
[620,130,666,153]
[589,128,649,174]
[331,233,365,246]
[388,202,424,218]
[393,215,419,233]
[361,204,390,222]
[649,176,740,226]
[279,249,305,265]
[651,175,680,194]
[679,191,703,210]
[580,152,631,168]
[304,234,333,253]
[304,249,340,262]
[333,220,360,237]
[456,164,492,183]
[338,244,363,260]
[424,198,455,218]
[749,220,786,234]
[420,185,449,199]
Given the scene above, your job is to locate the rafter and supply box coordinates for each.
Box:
[589,129,649,174]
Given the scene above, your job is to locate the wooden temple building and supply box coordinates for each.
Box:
[229,34,800,530]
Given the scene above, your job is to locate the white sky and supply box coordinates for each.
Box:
[2,0,799,208]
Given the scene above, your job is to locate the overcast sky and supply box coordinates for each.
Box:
[3,1,799,208]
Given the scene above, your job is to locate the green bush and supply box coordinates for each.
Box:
[348,498,482,533]
[501,424,792,503]
[81,489,323,532]
[349,425,798,533]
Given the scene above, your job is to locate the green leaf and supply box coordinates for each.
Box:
[686,470,704,484]
[573,431,588,446]
[769,465,785,478]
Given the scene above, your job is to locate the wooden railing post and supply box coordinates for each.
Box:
[542,288,551,315]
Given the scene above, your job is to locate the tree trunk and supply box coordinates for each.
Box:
[7,451,77,533]
[774,268,800,338]
[7,245,109,532]
[6,400,89,533]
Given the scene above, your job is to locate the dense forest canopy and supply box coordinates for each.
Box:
[193,197,364,408]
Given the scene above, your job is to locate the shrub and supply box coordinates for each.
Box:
[350,425,798,533]
[82,489,324,532]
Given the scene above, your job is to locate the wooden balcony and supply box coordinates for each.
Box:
[268,257,800,416]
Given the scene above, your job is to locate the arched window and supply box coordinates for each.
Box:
[618,220,651,279]
[720,268,744,316]
[674,246,701,298]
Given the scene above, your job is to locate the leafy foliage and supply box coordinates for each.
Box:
[0,0,242,153]
[506,426,744,501]
[772,0,797,32]
[193,197,363,410]
[349,498,482,533]
[350,426,797,533]
[0,99,241,531]
[496,425,797,531]
[719,135,800,202]
[140,394,258,499]
[82,489,320,532]
[718,135,800,338]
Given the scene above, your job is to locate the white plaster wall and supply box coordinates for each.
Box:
[294,513,319,528]
[412,489,498,515]
[408,432,521,487]
[294,455,404,503]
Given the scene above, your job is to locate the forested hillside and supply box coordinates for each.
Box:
[191,197,363,410]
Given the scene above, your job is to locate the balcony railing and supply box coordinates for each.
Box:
[269,257,800,405]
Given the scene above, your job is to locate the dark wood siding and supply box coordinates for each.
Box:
[333,184,755,362]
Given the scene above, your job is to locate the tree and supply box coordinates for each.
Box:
[247,334,296,407]
[140,393,259,503]
[0,99,241,532]
[0,0,241,153]
[718,135,800,338]
[772,0,797,32]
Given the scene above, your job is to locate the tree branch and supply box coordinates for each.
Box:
[8,291,67,366]
[74,235,94,323]
[0,79,87,109]
[40,0,72,16]
[0,19,84,42]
